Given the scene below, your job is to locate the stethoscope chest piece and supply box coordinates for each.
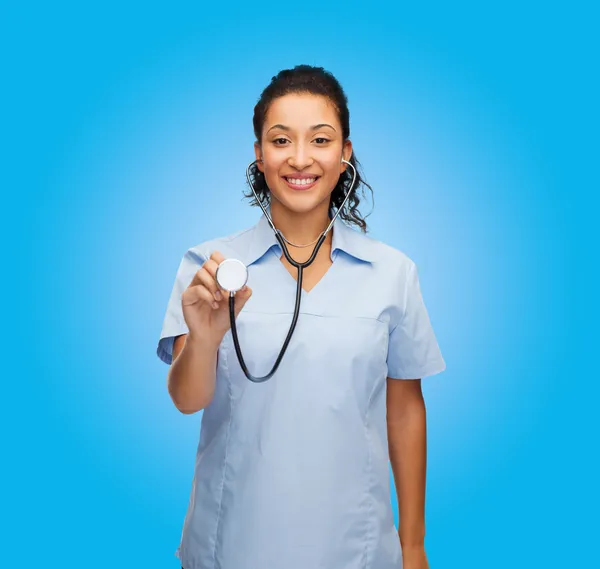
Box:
[216,258,248,293]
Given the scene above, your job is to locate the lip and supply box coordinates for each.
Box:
[283,175,320,191]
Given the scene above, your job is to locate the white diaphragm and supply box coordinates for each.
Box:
[215,258,248,293]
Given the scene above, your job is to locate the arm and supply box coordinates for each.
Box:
[167,332,220,414]
[386,377,428,550]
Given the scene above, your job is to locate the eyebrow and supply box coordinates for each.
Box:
[267,123,337,133]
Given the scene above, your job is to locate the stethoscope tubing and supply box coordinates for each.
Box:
[230,158,357,382]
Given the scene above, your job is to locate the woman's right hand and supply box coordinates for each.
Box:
[181,251,253,345]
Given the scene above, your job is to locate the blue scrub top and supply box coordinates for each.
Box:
[157,210,446,569]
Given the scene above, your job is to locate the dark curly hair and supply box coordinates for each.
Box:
[244,64,374,233]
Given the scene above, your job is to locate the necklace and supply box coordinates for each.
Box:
[277,220,331,248]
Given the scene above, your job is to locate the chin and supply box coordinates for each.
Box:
[276,196,330,217]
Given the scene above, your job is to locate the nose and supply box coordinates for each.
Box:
[287,143,313,170]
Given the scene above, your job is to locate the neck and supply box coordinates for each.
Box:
[269,200,332,250]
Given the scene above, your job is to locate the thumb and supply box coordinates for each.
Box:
[233,286,252,316]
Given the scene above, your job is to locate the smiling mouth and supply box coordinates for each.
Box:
[283,176,320,190]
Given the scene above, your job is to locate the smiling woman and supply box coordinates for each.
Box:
[258,98,350,209]
[244,65,373,233]
[157,64,446,569]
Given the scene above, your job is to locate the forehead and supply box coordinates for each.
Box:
[264,93,340,130]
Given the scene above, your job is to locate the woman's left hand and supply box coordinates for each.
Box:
[402,544,430,569]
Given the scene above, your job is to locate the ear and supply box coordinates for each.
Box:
[254,142,264,173]
[340,139,353,173]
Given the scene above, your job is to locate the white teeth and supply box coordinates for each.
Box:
[287,177,316,185]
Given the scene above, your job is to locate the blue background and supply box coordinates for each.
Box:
[6,1,597,567]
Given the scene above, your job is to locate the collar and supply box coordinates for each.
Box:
[242,208,376,267]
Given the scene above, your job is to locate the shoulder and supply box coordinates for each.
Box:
[182,223,256,263]
[353,228,416,273]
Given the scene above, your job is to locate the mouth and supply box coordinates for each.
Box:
[282,176,320,191]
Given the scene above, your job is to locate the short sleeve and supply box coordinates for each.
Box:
[156,248,207,365]
[386,262,446,379]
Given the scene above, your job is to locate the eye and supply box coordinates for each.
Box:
[273,138,289,145]
[314,137,330,144]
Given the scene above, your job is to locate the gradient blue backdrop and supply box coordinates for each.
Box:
[6,1,597,567]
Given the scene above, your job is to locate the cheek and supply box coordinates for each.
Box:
[259,161,277,180]
[321,151,343,171]
[262,165,285,194]
[264,167,282,186]
[321,158,343,182]
[261,154,285,177]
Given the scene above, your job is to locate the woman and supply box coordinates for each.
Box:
[157,65,446,569]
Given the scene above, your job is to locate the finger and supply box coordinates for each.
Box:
[187,265,210,288]
[209,250,226,265]
[209,252,230,294]
[196,268,223,301]
[202,258,219,277]
[233,286,252,316]
[182,284,220,309]
[203,258,229,296]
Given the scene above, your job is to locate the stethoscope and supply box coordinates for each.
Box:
[215,157,357,382]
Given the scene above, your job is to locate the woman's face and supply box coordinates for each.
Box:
[254,93,352,215]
